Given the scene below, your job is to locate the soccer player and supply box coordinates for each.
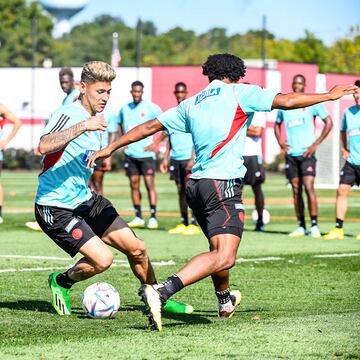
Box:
[59,68,80,105]
[88,54,357,331]
[242,112,267,231]
[118,81,162,229]
[274,74,333,238]
[160,82,200,235]
[0,104,22,224]
[88,105,118,195]
[35,61,191,316]
[324,80,360,240]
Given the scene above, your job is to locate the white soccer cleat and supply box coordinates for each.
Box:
[128,217,145,228]
[310,225,322,238]
[289,227,306,237]
[0,216,3,224]
[138,284,163,331]
[25,221,42,231]
[147,217,159,230]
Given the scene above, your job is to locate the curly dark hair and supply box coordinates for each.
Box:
[355,80,360,87]
[202,54,246,82]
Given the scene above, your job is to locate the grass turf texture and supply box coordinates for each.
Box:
[0,171,359,359]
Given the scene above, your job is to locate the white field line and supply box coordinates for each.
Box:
[236,256,282,263]
[313,253,360,258]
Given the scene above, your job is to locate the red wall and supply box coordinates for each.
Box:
[277,62,318,92]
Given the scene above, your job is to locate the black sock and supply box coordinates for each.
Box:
[298,216,306,229]
[150,205,156,218]
[134,205,142,219]
[0,206,2,217]
[157,274,184,301]
[336,218,344,229]
[215,288,232,305]
[56,271,75,289]
[181,213,189,226]
[311,215,318,227]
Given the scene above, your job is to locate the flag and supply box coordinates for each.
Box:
[111,32,121,68]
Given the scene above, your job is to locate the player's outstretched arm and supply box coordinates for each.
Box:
[0,104,22,150]
[39,115,106,155]
[87,119,164,168]
[272,84,358,110]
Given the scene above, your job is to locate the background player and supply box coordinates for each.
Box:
[88,53,356,331]
[59,67,80,105]
[0,104,22,224]
[325,80,360,240]
[242,112,267,231]
[35,61,190,316]
[160,82,200,235]
[274,74,333,238]
[118,81,162,229]
[89,105,118,195]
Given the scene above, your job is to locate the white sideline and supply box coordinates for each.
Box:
[236,256,282,263]
[313,253,360,258]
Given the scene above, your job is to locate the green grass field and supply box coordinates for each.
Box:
[0,171,359,360]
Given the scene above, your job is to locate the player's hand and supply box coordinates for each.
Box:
[103,157,112,171]
[160,159,168,173]
[279,141,290,153]
[342,149,350,159]
[87,147,112,169]
[186,159,194,173]
[328,84,358,100]
[303,143,318,158]
[85,115,107,131]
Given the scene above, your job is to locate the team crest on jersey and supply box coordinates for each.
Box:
[82,150,96,164]
[194,88,221,105]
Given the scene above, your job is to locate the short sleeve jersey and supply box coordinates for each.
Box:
[341,105,360,165]
[35,101,106,209]
[276,104,329,156]
[118,100,162,159]
[157,80,277,180]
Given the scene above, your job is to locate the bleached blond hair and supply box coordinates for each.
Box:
[81,61,116,84]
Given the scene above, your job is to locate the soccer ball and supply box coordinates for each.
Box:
[251,209,271,225]
[82,282,120,319]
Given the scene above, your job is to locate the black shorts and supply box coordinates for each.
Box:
[35,192,119,257]
[285,154,316,179]
[0,160,2,175]
[169,159,190,184]
[186,178,244,239]
[340,161,360,186]
[124,155,156,177]
[243,156,266,186]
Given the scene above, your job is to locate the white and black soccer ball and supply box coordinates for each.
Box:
[82,282,120,319]
[251,209,271,225]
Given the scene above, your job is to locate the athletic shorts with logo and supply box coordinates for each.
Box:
[169,159,190,184]
[340,161,360,186]
[186,178,244,239]
[124,155,156,177]
[243,155,265,186]
[285,154,316,179]
[35,192,121,257]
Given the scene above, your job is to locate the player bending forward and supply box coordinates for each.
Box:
[35,61,191,316]
[88,54,357,331]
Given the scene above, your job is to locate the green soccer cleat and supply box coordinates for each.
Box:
[48,272,72,315]
[163,299,194,314]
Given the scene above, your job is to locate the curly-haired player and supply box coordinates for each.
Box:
[88,53,357,331]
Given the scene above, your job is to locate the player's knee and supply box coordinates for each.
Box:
[128,241,147,262]
[216,251,236,271]
[338,186,348,197]
[94,254,113,273]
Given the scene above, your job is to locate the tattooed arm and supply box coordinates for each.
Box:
[39,115,107,155]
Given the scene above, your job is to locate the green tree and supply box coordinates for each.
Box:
[0,0,53,66]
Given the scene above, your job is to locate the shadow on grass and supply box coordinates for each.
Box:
[0,299,53,313]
